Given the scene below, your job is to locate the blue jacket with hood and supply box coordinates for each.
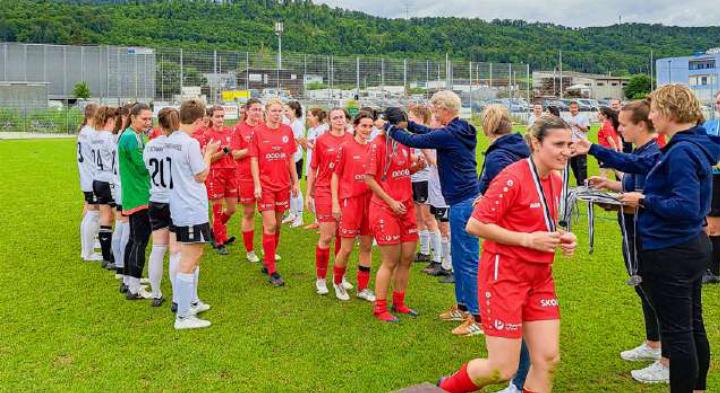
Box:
[478,133,531,195]
[388,118,479,205]
[640,125,720,250]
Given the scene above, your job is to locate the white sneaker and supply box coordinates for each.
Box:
[333,282,350,301]
[128,287,153,299]
[191,301,211,315]
[84,253,103,262]
[316,279,329,295]
[621,343,661,362]
[631,361,669,384]
[290,217,304,228]
[246,251,260,263]
[341,276,354,290]
[275,253,282,261]
[281,214,296,224]
[357,288,376,302]
[174,315,211,330]
[494,382,521,393]
[140,277,151,285]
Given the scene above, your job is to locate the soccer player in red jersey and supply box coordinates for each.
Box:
[364,111,423,322]
[306,108,353,296]
[204,106,239,255]
[249,98,299,287]
[232,99,263,263]
[329,111,376,302]
[438,116,577,393]
[190,108,210,147]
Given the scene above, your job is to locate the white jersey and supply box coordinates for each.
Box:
[112,133,122,204]
[305,123,328,175]
[143,134,171,204]
[291,119,305,163]
[89,129,116,183]
[426,150,448,209]
[167,131,208,227]
[77,125,95,192]
[410,148,430,183]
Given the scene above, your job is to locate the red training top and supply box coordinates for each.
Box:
[232,121,256,183]
[471,159,561,264]
[204,126,236,169]
[148,127,163,140]
[366,134,414,207]
[192,127,207,149]
[248,123,296,192]
[334,137,371,199]
[310,131,353,197]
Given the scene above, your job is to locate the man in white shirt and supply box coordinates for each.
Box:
[563,101,590,185]
[527,103,543,127]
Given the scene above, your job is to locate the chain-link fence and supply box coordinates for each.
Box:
[0,43,532,133]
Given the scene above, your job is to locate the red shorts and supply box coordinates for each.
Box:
[314,193,335,223]
[258,187,290,213]
[369,200,418,246]
[478,252,559,339]
[238,181,255,205]
[206,168,239,200]
[339,193,372,238]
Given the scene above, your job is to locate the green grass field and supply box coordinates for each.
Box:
[0,134,718,392]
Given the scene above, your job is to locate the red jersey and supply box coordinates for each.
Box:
[334,137,370,199]
[657,134,667,148]
[597,119,618,149]
[148,127,163,140]
[366,134,414,206]
[471,159,562,264]
[192,127,207,148]
[232,121,256,182]
[249,123,296,192]
[204,126,236,169]
[310,131,353,197]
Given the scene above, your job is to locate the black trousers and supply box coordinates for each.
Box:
[619,213,663,352]
[639,234,711,392]
[570,154,587,186]
[124,209,151,279]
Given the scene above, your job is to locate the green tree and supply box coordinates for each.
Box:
[156,60,207,99]
[73,81,91,99]
[624,74,653,99]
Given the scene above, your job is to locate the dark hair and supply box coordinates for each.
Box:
[113,104,132,134]
[208,105,224,128]
[621,100,655,133]
[353,110,375,126]
[360,106,379,120]
[569,101,579,107]
[286,101,302,118]
[308,107,327,123]
[158,107,180,133]
[130,102,151,118]
[246,98,262,108]
[528,115,570,143]
[79,103,99,131]
[547,106,561,117]
[92,106,117,131]
[180,100,206,125]
[329,107,350,121]
[599,106,620,132]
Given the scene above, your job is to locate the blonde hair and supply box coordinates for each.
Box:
[409,105,431,124]
[481,104,513,137]
[648,84,704,124]
[430,90,461,113]
[265,97,284,110]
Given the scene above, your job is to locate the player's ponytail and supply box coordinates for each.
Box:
[79,103,99,132]
[158,107,180,134]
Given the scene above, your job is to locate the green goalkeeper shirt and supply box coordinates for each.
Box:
[118,127,150,214]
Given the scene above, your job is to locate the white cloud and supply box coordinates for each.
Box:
[315,0,720,27]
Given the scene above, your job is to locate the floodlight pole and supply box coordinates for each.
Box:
[275,22,283,92]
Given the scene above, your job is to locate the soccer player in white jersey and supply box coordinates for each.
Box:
[111,105,131,285]
[90,106,119,269]
[77,103,101,262]
[143,108,180,308]
[168,99,219,330]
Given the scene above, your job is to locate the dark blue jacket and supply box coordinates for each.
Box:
[639,126,720,250]
[478,133,530,194]
[388,118,479,205]
[588,139,662,192]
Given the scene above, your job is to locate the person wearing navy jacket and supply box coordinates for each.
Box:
[701,90,720,284]
[618,85,720,393]
[574,100,668,384]
[385,90,483,337]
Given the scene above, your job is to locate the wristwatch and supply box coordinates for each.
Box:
[223,146,230,155]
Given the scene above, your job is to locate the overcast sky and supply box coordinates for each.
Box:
[315,0,720,27]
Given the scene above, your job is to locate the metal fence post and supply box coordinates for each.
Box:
[356,57,360,97]
[403,59,407,93]
[381,58,385,104]
[245,51,249,92]
[527,63,531,104]
[179,48,184,97]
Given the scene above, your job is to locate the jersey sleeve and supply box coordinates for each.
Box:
[333,146,345,176]
[248,131,259,158]
[310,138,321,170]
[366,141,382,179]
[287,129,297,155]
[188,139,206,176]
[471,170,520,225]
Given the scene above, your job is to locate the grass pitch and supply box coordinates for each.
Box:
[0,136,717,392]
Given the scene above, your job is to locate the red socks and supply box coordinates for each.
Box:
[242,230,254,253]
[262,232,276,275]
[211,204,227,245]
[357,266,370,292]
[219,212,231,224]
[439,363,478,393]
[373,299,397,322]
[333,265,346,285]
[392,291,415,314]
[316,246,330,279]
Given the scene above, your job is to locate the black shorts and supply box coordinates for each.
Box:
[412,181,429,204]
[430,205,449,222]
[92,180,115,206]
[295,159,304,179]
[710,174,720,217]
[175,223,211,244]
[83,191,97,204]
[148,201,172,231]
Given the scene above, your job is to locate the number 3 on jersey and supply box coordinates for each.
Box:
[149,157,173,189]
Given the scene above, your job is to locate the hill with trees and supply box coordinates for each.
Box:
[1,0,719,74]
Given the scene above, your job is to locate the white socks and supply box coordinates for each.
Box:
[169,252,180,303]
[193,266,200,303]
[441,236,452,271]
[419,229,430,255]
[128,276,141,294]
[148,244,167,298]
[111,224,123,265]
[295,193,304,218]
[176,272,195,318]
[430,230,442,263]
[81,210,100,258]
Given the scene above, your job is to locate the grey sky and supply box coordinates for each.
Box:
[315,0,720,27]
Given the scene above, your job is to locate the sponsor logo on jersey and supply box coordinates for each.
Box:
[540,298,558,308]
[265,152,287,160]
[391,168,410,178]
[530,202,541,209]
[282,135,289,143]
